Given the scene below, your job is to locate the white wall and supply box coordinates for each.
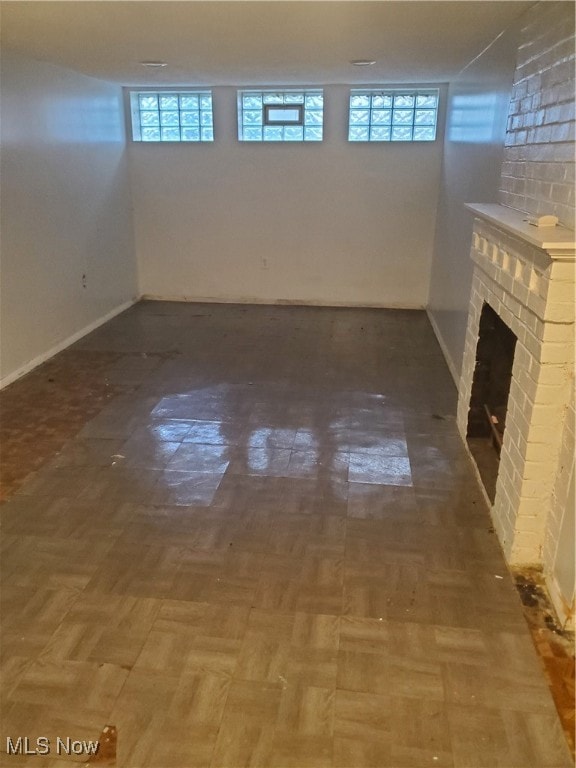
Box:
[427,27,519,382]
[0,50,138,386]
[130,84,445,308]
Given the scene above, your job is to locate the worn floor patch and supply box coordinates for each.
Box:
[87,725,117,766]
[514,567,575,758]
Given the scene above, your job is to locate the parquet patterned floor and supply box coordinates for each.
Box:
[0,302,573,767]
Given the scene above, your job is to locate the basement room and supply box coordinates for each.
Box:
[0,1,574,766]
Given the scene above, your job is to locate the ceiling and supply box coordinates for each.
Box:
[1,1,534,86]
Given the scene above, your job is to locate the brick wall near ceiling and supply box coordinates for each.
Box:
[500,1,575,229]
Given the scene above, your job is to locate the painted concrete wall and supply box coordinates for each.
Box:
[130,84,445,308]
[0,50,138,387]
[500,1,575,230]
[427,27,519,382]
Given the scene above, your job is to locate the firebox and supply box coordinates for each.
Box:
[467,302,517,501]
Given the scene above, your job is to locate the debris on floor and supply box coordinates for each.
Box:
[513,567,575,758]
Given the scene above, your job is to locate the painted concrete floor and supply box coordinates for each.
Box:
[0,301,572,768]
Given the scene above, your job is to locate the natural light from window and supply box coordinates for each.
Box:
[348,89,438,142]
[237,90,324,142]
[130,91,214,142]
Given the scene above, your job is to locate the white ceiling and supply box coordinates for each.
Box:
[1,1,534,86]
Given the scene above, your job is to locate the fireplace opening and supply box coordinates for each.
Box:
[467,302,517,502]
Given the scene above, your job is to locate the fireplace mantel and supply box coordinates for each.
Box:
[465,203,576,260]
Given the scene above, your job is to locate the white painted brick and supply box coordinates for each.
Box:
[498,0,575,225]
[526,292,547,319]
[498,305,514,331]
[518,495,549,516]
[545,301,576,323]
[514,283,530,310]
[505,425,523,453]
[510,545,541,565]
[539,340,574,365]
[515,322,528,347]
[522,460,557,484]
[532,315,545,339]
[541,322,575,343]
[506,417,521,444]
[517,371,539,402]
[522,262,537,289]
[511,529,540,553]
[547,279,576,304]
[533,384,570,408]
[516,515,546,533]
[551,182,573,204]
[550,261,576,282]
[552,142,576,164]
[536,362,573,387]
[528,404,566,428]
[546,162,568,182]
[553,470,572,500]
[528,354,542,378]
[523,329,541,359]
[527,423,566,446]
[507,486,522,510]
[509,412,529,446]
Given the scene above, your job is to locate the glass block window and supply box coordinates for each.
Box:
[130,91,214,142]
[238,90,324,142]
[348,90,438,142]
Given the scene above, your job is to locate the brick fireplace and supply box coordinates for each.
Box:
[458,204,575,567]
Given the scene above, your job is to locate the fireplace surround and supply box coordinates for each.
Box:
[458,204,575,570]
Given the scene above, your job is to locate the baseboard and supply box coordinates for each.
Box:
[426,308,460,388]
[0,298,138,390]
[141,294,426,311]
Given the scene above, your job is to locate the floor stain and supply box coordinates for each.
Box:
[86,724,117,766]
[513,567,575,758]
[0,349,165,501]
